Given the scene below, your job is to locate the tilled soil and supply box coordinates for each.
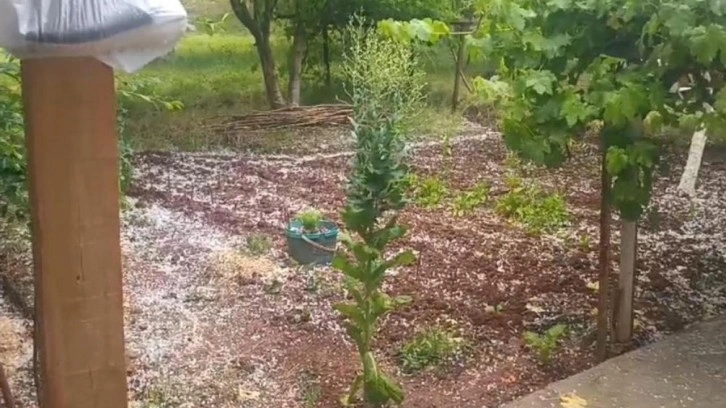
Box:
[1,127,726,408]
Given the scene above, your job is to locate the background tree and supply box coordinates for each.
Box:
[230,0,451,109]
[230,0,287,108]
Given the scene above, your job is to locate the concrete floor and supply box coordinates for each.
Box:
[503,317,726,408]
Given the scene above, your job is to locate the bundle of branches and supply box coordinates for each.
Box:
[211,104,352,134]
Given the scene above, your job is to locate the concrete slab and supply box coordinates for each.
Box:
[503,317,726,408]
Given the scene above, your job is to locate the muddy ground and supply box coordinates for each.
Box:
[2,124,726,407]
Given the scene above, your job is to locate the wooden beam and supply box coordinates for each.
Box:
[22,57,128,408]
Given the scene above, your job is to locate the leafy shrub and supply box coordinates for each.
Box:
[408,174,449,208]
[401,328,466,373]
[0,56,27,223]
[523,324,567,364]
[495,179,569,234]
[296,209,324,232]
[342,15,425,135]
[334,17,424,407]
[452,183,490,217]
[117,77,183,195]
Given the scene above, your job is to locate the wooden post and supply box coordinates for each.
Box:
[615,220,637,342]
[678,128,708,197]
[22,57,128,408]
[596,146,611,362]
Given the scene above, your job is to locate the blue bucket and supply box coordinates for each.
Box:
[285,220,339,265]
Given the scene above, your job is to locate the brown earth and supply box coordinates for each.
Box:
[2,127,726,407]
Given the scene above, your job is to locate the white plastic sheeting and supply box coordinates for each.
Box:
[0,0,187,72]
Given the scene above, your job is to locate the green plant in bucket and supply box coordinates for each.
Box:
[297,209,324,232]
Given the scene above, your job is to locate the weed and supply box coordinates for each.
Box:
[495,181,569,234]
[408,174,449,209]
[296,209,324,233]
[452,183,490,217]
[523,324,567,364]
[400,328,466,373]
[246,233,272,255]
[299,371,322,408]
[579,234,592,252]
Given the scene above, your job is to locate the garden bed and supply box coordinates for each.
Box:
[2,125,726,407]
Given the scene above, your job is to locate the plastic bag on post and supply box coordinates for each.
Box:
[0,0,187,72]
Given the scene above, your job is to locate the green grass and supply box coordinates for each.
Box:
[119,3,465,152]
[400,328,467,373]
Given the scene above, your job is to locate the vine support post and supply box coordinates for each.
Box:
[596,145,612,362]
[678,128,707,197]
[22,57,129,408]
[614,220,637,342]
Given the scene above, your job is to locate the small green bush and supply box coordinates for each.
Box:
[408,174,449,209]
[495,179,569,234]
[452,183,490,217]
[401,328,466,373]
[523,324,567,364]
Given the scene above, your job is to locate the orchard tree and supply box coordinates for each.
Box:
[230,0,287,108]
[471,0,726,359]
[230,0,451,109]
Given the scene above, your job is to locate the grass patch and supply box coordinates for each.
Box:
[407,174,449,209]
[400,328,467,373]
[298,370,322,408]
[452,183,490,217]
[523,324,568,365]
[245,233,273,256]
[495,177,569,234]
[119,26,463,152]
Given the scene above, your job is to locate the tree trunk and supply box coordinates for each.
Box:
[322,25,331,87]
[288,22,307,107]
[597,146,612,362]
[678,128,707,197]
[451,34,467,113]
[255,32,287,109]
[614,220,637,342]
[229,0,286,109]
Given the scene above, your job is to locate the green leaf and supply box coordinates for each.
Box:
[332,255,366,281]
[362,352,379,383]
[547,324,567,338]
[386,250,417,268]
[524,70,557,95]
[643,111,663,136]
[561,92,595,126]
[378,374,405,404]
[606,147,629,175]
[334,302,367,328]
[689,24,726,64]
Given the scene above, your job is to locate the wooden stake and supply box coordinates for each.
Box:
[596,146,612,362]
[615,220,637,342]
[22,57,128,408]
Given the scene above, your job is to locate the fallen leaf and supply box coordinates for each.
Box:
[238,387,261,401]
[586,281,599,291]
[525,303,545,314]
[560,392,588,408]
